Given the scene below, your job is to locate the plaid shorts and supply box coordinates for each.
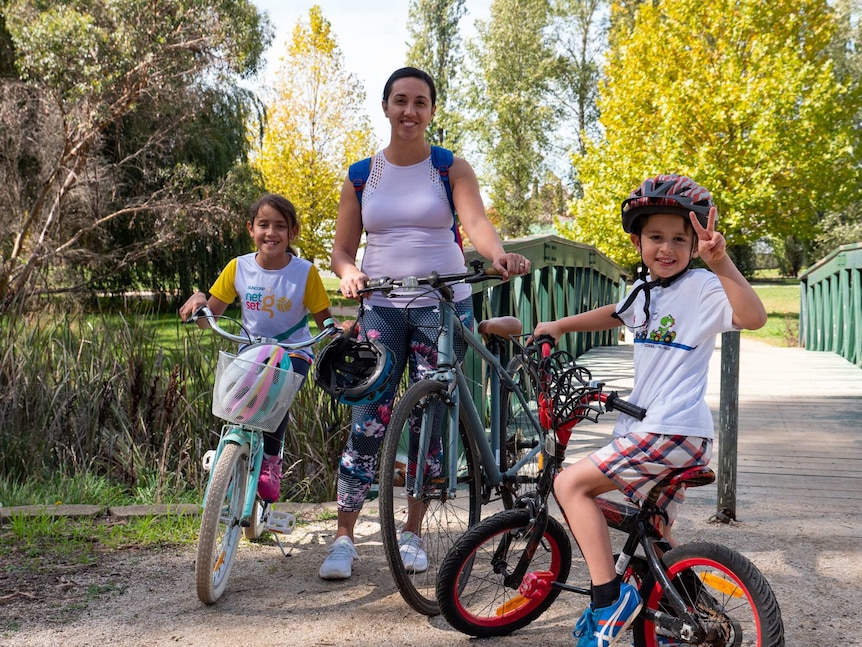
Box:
[589,433,712,526]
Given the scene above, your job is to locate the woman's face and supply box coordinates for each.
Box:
[383,76,436,141]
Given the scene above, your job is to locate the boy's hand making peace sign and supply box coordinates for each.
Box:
[690,206,727,265]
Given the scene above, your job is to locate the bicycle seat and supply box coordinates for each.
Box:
[661,465,716,489]
[477,316,522,339]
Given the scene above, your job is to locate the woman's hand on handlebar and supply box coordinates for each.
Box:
[339,268,370,301]
[490,252,531,280]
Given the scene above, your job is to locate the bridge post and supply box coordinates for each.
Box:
[716,330,740,522]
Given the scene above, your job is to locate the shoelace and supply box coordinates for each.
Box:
[329,539,359,560]
[573,608,598,639]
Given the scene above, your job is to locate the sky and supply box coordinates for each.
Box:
[250,1,491,144]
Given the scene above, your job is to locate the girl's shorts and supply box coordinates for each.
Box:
[589,433,712,526]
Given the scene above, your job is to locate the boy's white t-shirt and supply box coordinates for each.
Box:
[209,253,330,360]
[612,268,735,440]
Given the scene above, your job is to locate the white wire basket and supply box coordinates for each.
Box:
[211,350,305,432]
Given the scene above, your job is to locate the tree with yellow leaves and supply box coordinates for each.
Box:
[252,6,374,265]
[563,0,861,272]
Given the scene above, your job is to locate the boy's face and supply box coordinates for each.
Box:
[630,213,697,279]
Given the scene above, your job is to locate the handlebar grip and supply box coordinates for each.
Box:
[605,391,647,421]
[533,334,556,358]
[364,277,391,289]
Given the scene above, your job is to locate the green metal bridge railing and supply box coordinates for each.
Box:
[799,242,862,367]
[463,234,629,409]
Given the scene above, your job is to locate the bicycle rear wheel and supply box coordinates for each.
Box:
[378,378,482,616]
[500,354,542,508]
[633,542,785,646]
[437,508,572,637]
[195,441,250,604]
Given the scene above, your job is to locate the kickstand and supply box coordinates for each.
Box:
[272,531,292,558]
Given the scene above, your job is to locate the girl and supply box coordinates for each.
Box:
[180,193,334,503]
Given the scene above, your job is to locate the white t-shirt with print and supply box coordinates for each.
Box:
[612,268,735,439]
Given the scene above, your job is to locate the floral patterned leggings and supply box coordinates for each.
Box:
[335,298,473,512]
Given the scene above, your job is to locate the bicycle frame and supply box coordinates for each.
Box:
[201,424,263,522]
[407,287,544,501]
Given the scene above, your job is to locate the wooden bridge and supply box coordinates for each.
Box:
[572,336,862,520]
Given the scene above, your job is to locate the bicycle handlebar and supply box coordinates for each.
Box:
[189,306,340,348]
[359,261,502,297]
[604,391,647,421]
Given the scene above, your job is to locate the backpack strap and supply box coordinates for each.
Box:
[430,145,456,216]
[349,147,462,248]
[348,156,373,207]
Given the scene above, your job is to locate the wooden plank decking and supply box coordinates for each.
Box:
[571,337,862,517]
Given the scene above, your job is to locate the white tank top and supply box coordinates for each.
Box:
[360,151,469,307]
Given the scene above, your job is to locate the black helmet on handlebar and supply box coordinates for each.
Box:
[314,335,395,406]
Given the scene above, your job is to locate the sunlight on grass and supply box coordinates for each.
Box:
[744,282,800,347]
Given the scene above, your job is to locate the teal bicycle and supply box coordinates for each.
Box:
[189,306,338,604]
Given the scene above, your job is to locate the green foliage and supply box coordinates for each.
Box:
[253,6,375,266]
[0,307,347,504]
[406,0,467,148]
[468,0,557,237]
[745,282,800,346]
[0,0,273,305]
[563,0,862,269]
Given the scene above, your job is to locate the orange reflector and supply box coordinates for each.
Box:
[495,595,530,616]
[699,572,743,598]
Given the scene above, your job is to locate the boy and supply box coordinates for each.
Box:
[533,174,766,647]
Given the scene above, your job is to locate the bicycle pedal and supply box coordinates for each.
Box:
[202,450,216,472]
[265,510,296,534]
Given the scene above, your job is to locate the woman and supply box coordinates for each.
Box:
[320,67,531,580]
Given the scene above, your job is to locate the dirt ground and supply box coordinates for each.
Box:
[1,492,860,647]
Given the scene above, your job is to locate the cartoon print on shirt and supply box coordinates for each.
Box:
[634,313,679,346]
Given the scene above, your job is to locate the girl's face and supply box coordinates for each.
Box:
[247,203,297,269]
[383,76,435,141]
[631,213,697,279]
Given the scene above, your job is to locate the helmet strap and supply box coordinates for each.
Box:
[612,263,690,327]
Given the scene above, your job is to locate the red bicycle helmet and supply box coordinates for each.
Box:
[621,174,714,233]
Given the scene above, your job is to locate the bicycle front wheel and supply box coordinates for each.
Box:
[633,542,785,647]
[195,441,250,604]
[499,354,542,508]
[378,378,482,616]
[436,508,572,638]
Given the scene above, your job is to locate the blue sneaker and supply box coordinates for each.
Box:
[573,582,643,647]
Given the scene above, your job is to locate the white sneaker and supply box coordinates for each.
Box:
[319,536,359,580]
[398,531,428,573]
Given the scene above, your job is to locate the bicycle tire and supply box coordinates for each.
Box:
[242,499,265,540]
[378,378,482,616]
[195,441,249,604]
[633,542,785,647]
[436,508,572,637]
[499,354,542,508]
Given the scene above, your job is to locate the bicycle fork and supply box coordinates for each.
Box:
[609,510,708,643]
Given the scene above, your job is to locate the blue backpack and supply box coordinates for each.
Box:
[348,145,462,248]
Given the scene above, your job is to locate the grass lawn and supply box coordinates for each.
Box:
[745,280,801,347]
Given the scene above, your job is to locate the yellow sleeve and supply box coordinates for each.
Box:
[209,258,239,304]
[303,265,332,314]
